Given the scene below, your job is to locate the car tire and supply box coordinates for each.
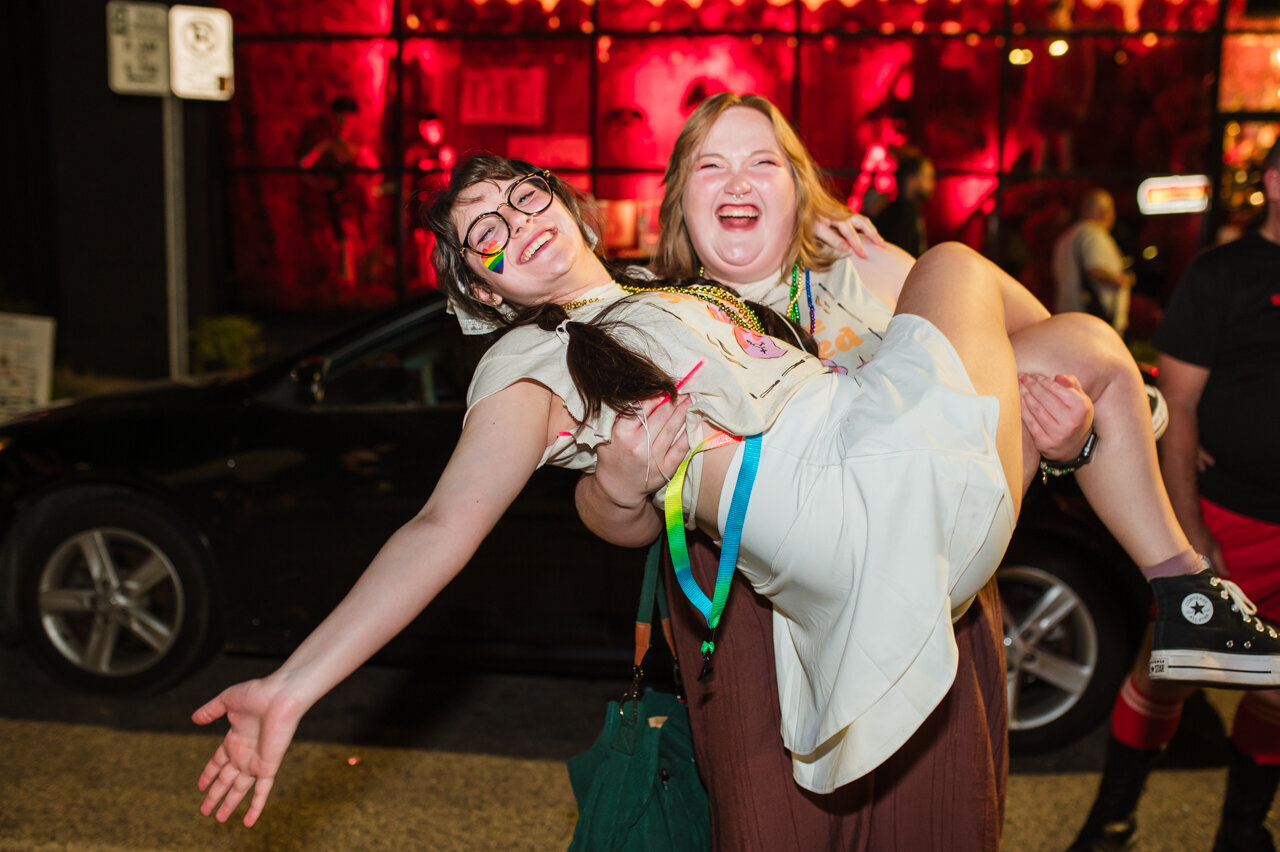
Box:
[998,541,1136,754]
[15,488,221,693]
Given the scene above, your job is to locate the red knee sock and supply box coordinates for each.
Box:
[1111,674,1183,750]
[1232,694,1280,766]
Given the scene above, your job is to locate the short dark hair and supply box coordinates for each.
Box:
[895,149,932,181]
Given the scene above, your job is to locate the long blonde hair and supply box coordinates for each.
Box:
[653,93,849,280]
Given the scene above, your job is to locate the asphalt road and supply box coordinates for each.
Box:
[0,645,1274,851]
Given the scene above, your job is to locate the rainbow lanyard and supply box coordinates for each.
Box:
[663,430,762,679]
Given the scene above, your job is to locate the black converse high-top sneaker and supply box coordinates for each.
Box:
[1149,572,1280,686]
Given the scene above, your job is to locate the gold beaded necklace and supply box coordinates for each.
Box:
[559,296,602,312]
[619,282,765,335]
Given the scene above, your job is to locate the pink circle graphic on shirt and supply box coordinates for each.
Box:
[733,327,786,359]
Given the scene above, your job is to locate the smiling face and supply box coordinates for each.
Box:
[681,106,798,285]
[451,176,604,309]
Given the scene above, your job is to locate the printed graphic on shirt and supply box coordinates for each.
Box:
[810,278,884,368]
[733,327,787,359]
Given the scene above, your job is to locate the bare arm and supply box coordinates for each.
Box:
[813,212,887,260]
[1086,264,1135,290]
[193,379,555,825]
[1156,353,1220,571]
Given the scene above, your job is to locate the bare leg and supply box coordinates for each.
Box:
[1009,313,1190,566]
[899,243,1280,688]
[894,243,1029,516]
[898,244,1191,568]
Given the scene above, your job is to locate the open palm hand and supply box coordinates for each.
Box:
[193,676,305,827]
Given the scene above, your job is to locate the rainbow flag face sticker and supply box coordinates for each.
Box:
[481,241,505,274]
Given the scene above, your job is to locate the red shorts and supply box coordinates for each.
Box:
[1202,497,1280,622]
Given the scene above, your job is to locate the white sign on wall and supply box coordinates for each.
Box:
[106,1,170,96]
[169,5,235,101]
[1137,175,1212,215]
[0,313,56,422]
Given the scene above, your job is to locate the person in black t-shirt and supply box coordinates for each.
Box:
[1071,140,1280,852]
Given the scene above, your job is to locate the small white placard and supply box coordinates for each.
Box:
[1137,175,1211,215]
[0,313,57,421]
[106,1,170,97]
[169,5,235,101]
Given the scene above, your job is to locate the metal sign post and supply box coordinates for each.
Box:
[105,2,234,380]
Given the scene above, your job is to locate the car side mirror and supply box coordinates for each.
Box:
[290,355,329,405]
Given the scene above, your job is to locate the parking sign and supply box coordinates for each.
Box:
[169,5,234,101]
[106,1,170,96]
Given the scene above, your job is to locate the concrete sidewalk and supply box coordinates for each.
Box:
[0,645,1275,851]
[1,713,1274,851]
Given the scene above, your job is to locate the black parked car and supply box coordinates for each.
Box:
[0,292,1150,753]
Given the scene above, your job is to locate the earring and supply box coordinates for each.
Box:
[474,286,502,307]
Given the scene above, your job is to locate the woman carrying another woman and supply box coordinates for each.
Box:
[575,93,1092,849]
[194,153,1280,832]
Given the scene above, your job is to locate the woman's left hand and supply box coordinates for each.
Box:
[193,675,305,827]
[1018,373,1094,461]
[813,213,886,259]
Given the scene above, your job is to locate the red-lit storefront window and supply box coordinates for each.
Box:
[217,0,1277,317]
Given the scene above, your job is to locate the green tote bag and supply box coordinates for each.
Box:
[566,543,711,852]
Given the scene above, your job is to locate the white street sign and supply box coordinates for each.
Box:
[106,1,170,97]
[169,5,234,101]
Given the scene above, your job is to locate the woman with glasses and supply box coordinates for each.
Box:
[193,154,1280,833]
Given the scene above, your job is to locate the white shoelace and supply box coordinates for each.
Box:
[1217,577,1258,619]
[1214,576,1278,637]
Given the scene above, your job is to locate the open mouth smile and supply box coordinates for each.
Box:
[520,229,556,262]
[717,205,759,228]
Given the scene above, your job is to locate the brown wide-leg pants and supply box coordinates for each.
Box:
[664,532,1008,851]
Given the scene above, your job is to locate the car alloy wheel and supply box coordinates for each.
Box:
[1002,563,1098,733]
[17,488,219,693]
[997,545,1133,754]
[36,526,185,678]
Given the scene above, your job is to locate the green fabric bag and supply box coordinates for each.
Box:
[566,543,711,852]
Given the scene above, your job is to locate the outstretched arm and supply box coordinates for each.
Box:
[192,379,555,826]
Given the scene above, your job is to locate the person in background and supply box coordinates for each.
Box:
[1052,188,1134,336]
[1068,141,1280,852]
[872,148,936,257]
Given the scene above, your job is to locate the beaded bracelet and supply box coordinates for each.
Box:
[1039,430,1098,484]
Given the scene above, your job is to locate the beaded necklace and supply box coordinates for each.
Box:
[787,264,815,333]
[619,282,765,335]
[559,296,601,312]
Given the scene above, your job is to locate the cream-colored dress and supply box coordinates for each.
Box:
[464,280,1014,793]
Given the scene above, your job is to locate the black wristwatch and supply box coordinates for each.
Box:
[1038,430,1098,484]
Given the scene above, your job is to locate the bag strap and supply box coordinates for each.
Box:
[623,539,677,717]
[633,539,668,669]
